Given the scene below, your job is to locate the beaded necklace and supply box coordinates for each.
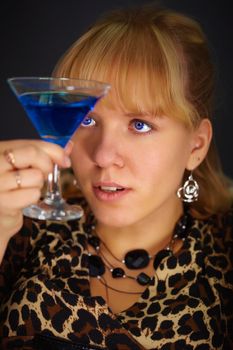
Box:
[86,211,190,293]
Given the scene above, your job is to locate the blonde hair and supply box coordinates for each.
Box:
[54,4,232,217]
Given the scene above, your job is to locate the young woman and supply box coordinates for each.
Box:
[0,5,232,350]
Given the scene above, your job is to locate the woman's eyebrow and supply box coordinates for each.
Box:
[124,112,158,120]
[88,111,100,117]
[89,111,154,119]
[90,110,161,121]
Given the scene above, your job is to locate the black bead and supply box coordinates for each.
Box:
[175,213,190,239]
[153,249,171,270]
[88,236,100,249]
[88,255,105,277]
[136,272,151,286]
[83,222,95,234]
[111,267,125,278]
[125,249,150,269]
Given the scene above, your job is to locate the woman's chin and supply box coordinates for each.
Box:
[90,205,137,228]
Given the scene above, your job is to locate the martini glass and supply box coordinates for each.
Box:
[7,77,110,221]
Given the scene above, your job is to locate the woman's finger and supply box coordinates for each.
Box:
[0,168,44,192]
[0,141,71,174]
[64,140,74,156]
[0,188,41,213]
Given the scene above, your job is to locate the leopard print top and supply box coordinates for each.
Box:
[0,203,232,350]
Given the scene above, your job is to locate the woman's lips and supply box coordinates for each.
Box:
[92,182,131,201]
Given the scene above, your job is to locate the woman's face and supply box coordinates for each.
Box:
[71,101,196,228]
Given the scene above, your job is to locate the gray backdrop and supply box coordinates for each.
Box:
[1,0,232,177]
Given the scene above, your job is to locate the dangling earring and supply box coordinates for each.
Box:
[177,172,199,203]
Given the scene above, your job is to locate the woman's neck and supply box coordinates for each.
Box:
[95,202,184,259]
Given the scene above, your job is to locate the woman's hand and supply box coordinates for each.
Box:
[0,139,72,260]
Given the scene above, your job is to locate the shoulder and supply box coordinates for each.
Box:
[192,208,233,285]
[191,207,233,251]
[200,208,233,254]
[201,208,233,345]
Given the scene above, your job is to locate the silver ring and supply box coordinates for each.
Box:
[15,170,22,189]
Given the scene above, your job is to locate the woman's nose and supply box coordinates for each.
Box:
[92,131,124,169]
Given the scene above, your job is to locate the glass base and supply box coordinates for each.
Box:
[23,201,83,221]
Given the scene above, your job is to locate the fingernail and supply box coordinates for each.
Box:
[68,140,74,148]
[65,140,74,154]
[64,156,71,167]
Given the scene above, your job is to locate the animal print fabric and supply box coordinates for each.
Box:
[0,204,232,349]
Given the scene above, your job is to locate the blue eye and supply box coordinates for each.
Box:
[81,116,96,127]
[132,119,152,133]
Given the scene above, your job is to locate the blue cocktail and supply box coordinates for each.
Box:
[19,91,99,147]
[8,77,110,220]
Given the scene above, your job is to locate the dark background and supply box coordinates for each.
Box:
[1,0,232,177]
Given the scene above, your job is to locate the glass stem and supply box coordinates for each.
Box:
[43,164,64,207]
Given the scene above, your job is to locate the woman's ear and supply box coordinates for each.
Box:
[186,118,213,170]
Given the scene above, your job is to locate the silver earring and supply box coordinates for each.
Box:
[177,173,199,203]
